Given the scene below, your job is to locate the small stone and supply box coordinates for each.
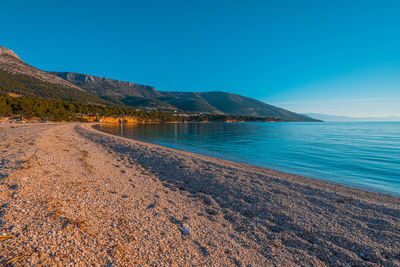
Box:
[9,184,18,190]
[10,225,20,233]
[182,224,191,235]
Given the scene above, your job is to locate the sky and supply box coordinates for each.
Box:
[1,0,400,117]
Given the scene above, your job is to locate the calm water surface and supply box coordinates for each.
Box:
[94,122,400,197]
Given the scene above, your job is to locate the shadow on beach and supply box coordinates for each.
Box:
[76,125,400,266]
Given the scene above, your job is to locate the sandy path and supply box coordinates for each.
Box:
[1,123,399,266]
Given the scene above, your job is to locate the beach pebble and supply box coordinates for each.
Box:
[1,123,399,266]
[182,224,191,235]
[10,225,20,233]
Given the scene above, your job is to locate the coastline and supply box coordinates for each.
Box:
[1,123,399,266]
[94,121,399,199]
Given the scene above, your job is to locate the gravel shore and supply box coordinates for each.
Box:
[1,123,399,266]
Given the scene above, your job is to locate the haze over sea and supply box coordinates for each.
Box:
[94,122,400,197]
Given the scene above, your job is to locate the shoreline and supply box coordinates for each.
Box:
[93,122,399,199]
[1,123,399,266]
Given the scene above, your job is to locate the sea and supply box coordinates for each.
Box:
[93,122,400,197]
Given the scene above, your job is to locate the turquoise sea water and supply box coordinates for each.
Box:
[94,122,400,197]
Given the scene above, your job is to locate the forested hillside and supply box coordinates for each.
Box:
[0,93,279,122]
[0,70,109,105]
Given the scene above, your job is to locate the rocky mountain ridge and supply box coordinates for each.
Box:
[0,46,82,91]
[49,72,161,102]
[52,71,318,121]
[0,46,20,59]
[0,46,319,121]
[0,46,109,104]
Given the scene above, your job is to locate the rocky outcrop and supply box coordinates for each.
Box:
[0,46,82,91]
[50,72,161,99]
[0,46,20,59]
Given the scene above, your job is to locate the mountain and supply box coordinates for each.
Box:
[304,113,400,122]
[197,91,315,120]
[0,46,318,121]
[0,46,109,105]
[0,47,82,90]
[52,71,318,121]
[48,72,161,105]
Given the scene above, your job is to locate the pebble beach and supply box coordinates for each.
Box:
[1,123,399,266]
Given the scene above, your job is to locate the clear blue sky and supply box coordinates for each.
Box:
[2,0,400,116]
